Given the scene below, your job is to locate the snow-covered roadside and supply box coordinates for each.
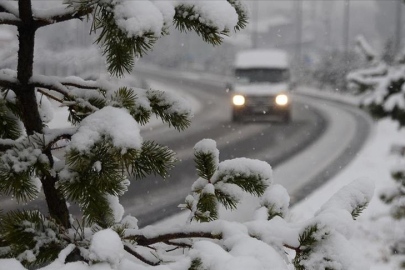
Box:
[296,86,361,106]
[291,119,405,270]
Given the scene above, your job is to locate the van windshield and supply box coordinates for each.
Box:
[235,68,289,84]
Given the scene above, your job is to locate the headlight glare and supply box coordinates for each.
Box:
[275,94,288,106]
[233,95,245,106]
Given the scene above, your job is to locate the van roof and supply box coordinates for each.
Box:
[234,49,289,69]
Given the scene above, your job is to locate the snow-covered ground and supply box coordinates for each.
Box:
[292,118,405,270]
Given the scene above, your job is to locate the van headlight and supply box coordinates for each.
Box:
[233,95,245,106]
[275,94,288,106]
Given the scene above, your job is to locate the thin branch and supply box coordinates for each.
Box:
[0,70,19,90]
[37,88,63,103]
[123,244,159,266]
[35,7,92,28]
[165,246,180,252]
[283,244,300,252]
[60,78,99,90]
[125,231,221,247]
[0,3,20,17]
[164,240,192,249]
[125,225,300,254]
[30,77,99,112]
[0,13,21,26]
[30,77,72,98]
[44,133,73,152]
[0,138,15,152]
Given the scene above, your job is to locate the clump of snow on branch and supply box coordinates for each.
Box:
[256,184,290,219]
[318,178,374,215]
[105,195,125,223]
[178,0,239,31]
[89,229,124,267]
[348,35,405,126]
[68,106,142,153]
[355,35,377,63]
[194,138,219,166]
[114,1,166,38]
[211,158,272,185]
[113,0,240,36]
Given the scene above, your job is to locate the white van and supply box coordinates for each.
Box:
[230,49,292,123]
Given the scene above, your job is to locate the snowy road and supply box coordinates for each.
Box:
[122,70,372,226]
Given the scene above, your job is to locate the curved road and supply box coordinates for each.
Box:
[123,70,372,226]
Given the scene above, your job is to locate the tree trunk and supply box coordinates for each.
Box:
[16,0,71,228]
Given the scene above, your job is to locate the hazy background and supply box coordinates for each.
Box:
[0,1,401,89]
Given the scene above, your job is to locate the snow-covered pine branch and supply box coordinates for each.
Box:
[26,73,193,129]
[0,69,19,90]
[355,35,378,63]
[0,12,21,26]
[0,138,16,152]
[63,0,248,76]
[0,2,20,26]
[348,32,405,266]
[33,5,93,28]
[0,2,20,18]
[348,36,405,127]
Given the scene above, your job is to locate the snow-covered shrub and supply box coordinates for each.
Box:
[0,1,372,269]
[347,36,405,126]
[312,49,361,91]
[348,35,405,267]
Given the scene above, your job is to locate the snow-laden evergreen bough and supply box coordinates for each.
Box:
[0,1,372,269]
[348,36,405,267]
[347,36,405,126]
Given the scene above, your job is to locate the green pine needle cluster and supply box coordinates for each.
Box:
[66,86,192,131]
[188,257,204,270]
[184,141,269,222]
[0,94,22,140]
[147,90,191,131]
[227,0,248,31]
[68,0,247,77]
[293,224,334,270]
[217,172,268,197]
[0,210,66,267]
[214,188,238,210]
[194,151,217,181]
[0,138,48,203]
[93,4,158,77]
[59,138,176,227]
[174,5,228,46]
[266,204,284,220]
[351,202,368,220]
[196,193,218,222]
[293,224,320,270]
